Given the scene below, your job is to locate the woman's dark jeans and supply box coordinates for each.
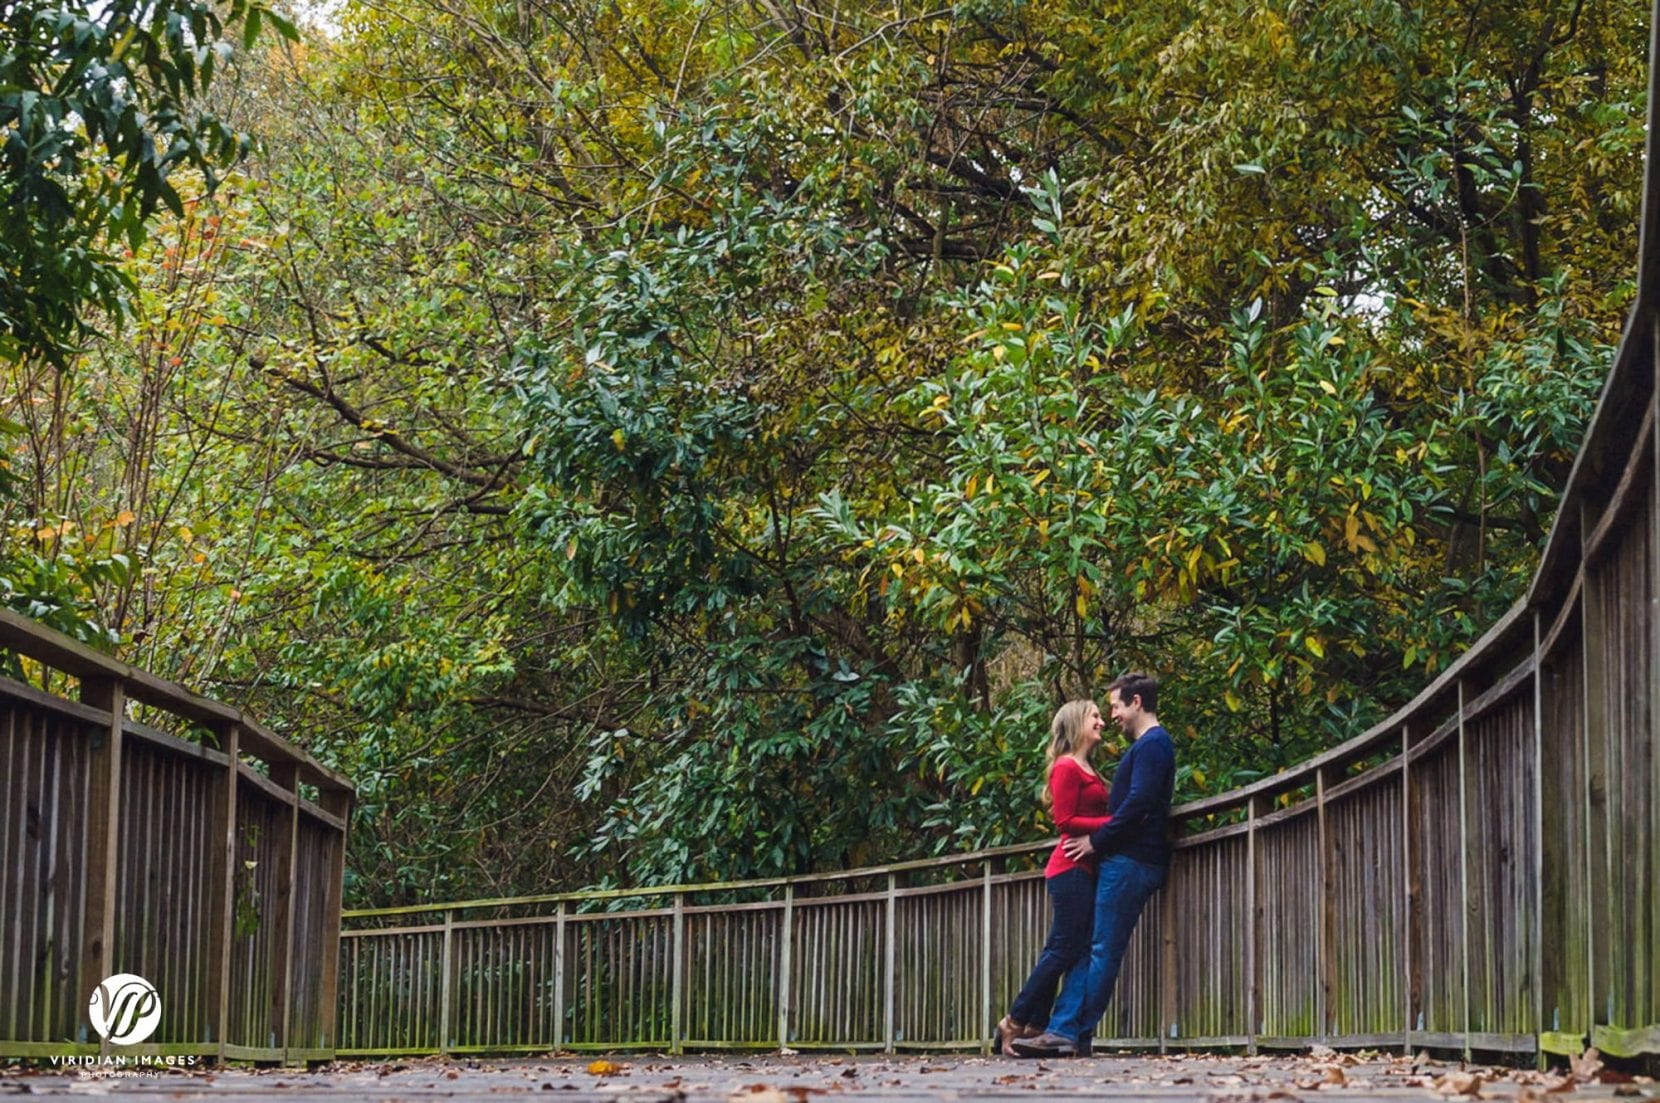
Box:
[1006,866,1096,1028]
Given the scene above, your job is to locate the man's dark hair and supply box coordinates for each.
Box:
[1109,671,1159,713]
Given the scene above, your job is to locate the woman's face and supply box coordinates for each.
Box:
[1082,703,1106,749]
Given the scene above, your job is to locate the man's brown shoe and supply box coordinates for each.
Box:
[1010,1030,1077,1057]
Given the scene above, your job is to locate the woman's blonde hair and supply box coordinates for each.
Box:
[1041,698,1097,806]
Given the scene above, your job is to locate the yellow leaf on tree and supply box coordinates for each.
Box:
[1303,542,1327,566]
[1305,637,1325,659]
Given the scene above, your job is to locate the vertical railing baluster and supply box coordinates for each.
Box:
[1160,871,1177,1049]
[318,788,350,1057]
[980,860,992,1054]
[270,763,300,1063]
[777,884,793,1050]
[883,874,896,1053]
[552,902,566,1053]
[1316,765,1332,1044]
[78,675,124,1057]
[671,892,684,1054]
[1457,681,1472,1059]
[1401,725,1414,1054]
[1533,611,1547,1065]
[439,908,454,1053]
[1579,500,1602,1043]
[205,724,240,1061]
[1246,796,1259,1055]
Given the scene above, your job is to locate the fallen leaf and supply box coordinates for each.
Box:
[728,1090,788,1103]
[1570,1048,1604,1082]
[1431,1071,1483,1097]
[587,1060,623,1077]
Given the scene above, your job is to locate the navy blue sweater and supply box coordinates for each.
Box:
[1087,725,1176,867]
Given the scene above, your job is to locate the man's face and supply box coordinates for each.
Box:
[1108,688,1139,734]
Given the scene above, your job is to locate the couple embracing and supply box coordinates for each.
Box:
[995,672,1176,1058]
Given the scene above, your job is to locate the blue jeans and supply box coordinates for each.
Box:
[1007,867,1095,1027]
[1045,854,1167,1042]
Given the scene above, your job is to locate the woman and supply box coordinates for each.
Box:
[994,698,1110,1056]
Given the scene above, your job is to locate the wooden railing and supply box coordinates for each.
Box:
[0,610,354,1062]
[341,3,1660,1061]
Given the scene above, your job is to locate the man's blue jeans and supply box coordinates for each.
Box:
[1045,854,1167,1042]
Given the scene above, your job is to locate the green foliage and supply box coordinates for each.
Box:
[0,0,294,364]
[0,0,1633,903]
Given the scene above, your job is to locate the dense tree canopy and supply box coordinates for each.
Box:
[0,0,1639,903]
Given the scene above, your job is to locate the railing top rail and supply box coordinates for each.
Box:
[0,606,350,795]
[342,839,1054,918]
[1172,597,1533,818]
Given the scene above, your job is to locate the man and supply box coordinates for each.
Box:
[1012,671,1176,1057]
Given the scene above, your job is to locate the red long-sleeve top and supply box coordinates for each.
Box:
[1045,756,1111,878]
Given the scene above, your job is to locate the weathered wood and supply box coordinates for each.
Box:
[670,895,684,1055]
[1401,726,1413,1054]
[883,875,896,1054]
[978,863,991,1055]
[77,677,123,1056]
[1246,797,1259,1055]
[1457,681,1472,1060]
[207,725,240,1059]
[1579,500,1608,1039]
[317,788,350,1051]
[1316,766,1333,1043]
[266,762,301,1062]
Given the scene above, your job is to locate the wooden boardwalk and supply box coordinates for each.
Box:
[3,1053,1651,1102]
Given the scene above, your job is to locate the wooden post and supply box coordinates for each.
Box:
[1160,876,1177,1049]
[1579,500,1603,1035]
[78,676,124,1054]
[1316,765,1334,1043]
[1532,611,1547,1066]
[552,902,565,1053]
[1401,726,1415,1054]
[205,725,240,1060]
[439,909,454,1053]
[1246,796,1259,1056]
[1650,351,1660,1045]
[1457,682,1472,1060]
[777,885,793,1051]
[980,860,992,1054]
[317,788,351,1056]
[883,874,896,1054]
[270,762,301,1064]
[670,892,684,1055]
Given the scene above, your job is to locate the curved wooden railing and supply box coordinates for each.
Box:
[0,610,354,1062]
[338,4,1660,1062]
